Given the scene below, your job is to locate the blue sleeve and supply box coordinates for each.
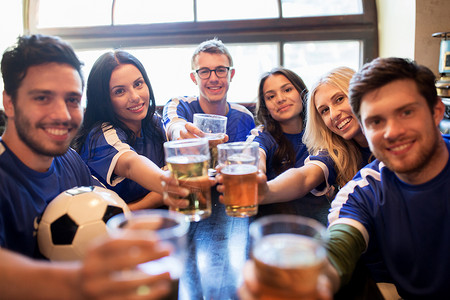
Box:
[307,152,337,183]
[328,162,382,232]
[253,131,279,180]
[443,133,450,143]
[253,131,276,158]
[162,96,198,127]
[80,125,134,187]
[302,151,336,196]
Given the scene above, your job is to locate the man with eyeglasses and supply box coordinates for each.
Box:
[162,38,255,141]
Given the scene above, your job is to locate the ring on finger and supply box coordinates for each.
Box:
[136,285,152,296]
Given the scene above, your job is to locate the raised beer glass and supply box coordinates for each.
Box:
[249,215,328,297]
[164,138,211,221]
[107,209,189,300]
[218,141,259,217]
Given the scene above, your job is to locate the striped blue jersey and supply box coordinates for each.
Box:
[328,135,450,299]
[162,96,255,142]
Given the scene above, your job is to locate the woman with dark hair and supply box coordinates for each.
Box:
[252,67,309,180]
[73,50,167,209]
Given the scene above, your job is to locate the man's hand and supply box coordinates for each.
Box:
[179,123,229,142]
[239,260,333,300]
[79,235,173,300]
[179,122,202,139]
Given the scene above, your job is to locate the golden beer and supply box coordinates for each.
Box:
[221,164,258,217]
[252,233,325,297]
[107,210,188,300]
[226,153,256,165]
[167,155,211,221]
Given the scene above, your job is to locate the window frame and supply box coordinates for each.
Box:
[26,0,378,65]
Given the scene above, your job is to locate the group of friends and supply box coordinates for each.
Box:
[0,33,449,299]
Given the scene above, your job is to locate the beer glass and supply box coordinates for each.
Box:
[107,209,190,300]
[249,215,328,297]
[193,113,227,175]
[218,141,259,217]
[164,138,211,221]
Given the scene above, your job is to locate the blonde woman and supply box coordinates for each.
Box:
[249,67,372,204]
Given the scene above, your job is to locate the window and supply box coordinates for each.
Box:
[27,0,377,106]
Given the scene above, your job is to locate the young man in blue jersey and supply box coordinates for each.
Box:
[162,38,255,142]
[0,35,173,299]
[239,57,450,299]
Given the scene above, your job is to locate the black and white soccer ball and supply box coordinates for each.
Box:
[37,186,130,261]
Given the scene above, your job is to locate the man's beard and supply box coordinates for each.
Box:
[14,107,76,157]
[377,130,441,176]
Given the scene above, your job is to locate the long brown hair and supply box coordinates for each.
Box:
[256,67,308,175]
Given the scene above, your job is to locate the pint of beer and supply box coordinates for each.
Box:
[106,209,189,300]
[249,215,328,297]
[218,142,259,217]
[164,138,211,222]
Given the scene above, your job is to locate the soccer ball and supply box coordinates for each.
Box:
[37,186,130,261]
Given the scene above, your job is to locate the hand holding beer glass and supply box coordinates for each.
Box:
[249,215,328,297]
[218,141,259,217]
[164,138,212,222]
[107,209,189,300]
[193,113,227,175]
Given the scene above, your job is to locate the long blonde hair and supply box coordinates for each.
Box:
[303,67,363,187]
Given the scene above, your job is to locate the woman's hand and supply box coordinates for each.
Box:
[216,169,268,205]
[238,260,333,300]
[160,173,190,209]
[160,172,217,209]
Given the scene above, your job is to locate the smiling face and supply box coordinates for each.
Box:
[262,74,303,132]
[109,64,150,134]
[190,52,235,107]
[360,79,444,180]
[314,83,365,144]
[4,63,83,159]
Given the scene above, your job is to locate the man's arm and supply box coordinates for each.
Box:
[0,236,173,300]
[238,222,366,299]
[162,97,195,141]
[0,248,79,300]
[165,118,189,140]
[326,223,367,290]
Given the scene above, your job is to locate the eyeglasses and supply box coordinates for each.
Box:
[194,67,231,79]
